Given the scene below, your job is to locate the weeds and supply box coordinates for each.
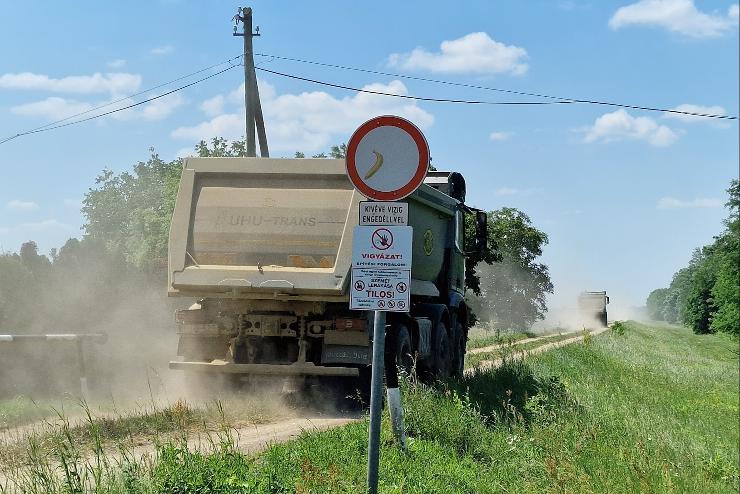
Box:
[611,320,626,336]
[581,328,592,345]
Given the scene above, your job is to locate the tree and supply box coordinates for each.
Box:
[82,152,182,269]
[0,252,33,329]
[682,248,716,334]
[646,288,669,321]
[329,143,347,159]
[708,180,739,335]
[468,208,553,330]
[645,179,739,336]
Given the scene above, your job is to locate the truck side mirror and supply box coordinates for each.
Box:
[475,211,488,253]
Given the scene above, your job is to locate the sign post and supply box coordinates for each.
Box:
[345,115,429,494]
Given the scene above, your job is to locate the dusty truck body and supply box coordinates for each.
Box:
[167,157,486,387]
[578,291,610,327]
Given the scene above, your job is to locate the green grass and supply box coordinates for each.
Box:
[0,396,57,430]
[0,396,286,475]
[2,321,738,493]
[464,331,584,369]
[465,326,534,350]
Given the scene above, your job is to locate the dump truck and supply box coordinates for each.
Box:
[578,291,610,327]
[167,158,488,391]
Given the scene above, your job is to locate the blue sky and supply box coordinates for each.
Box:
[0,0,737,308]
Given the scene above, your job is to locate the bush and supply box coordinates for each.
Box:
[610,321,626,336]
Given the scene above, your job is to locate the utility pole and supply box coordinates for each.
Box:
[233,7,269,157]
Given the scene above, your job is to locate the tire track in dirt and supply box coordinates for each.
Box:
[467,329,584,356]
[466,326,610,374]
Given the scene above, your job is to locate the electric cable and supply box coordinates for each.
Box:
[256,67,574,106]
[0,56,242,145]
[255,52,737,120]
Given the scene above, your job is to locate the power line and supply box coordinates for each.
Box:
[255,52,737,121]
[0,57,242,145]
[256,67,574,106]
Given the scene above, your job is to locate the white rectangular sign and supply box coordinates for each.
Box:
[350,267,410,311]
[351,225,412,270]
[359,201,408,226]
[351,225,412,312]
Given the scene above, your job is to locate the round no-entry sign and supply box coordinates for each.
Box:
[346,115,430,201]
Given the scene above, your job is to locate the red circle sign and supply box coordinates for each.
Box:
[346,115,430,201]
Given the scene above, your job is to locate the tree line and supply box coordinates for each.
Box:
[645,180,738,336]
[0,137,553,333]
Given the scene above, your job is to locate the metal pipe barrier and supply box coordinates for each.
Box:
[0,333,107,398]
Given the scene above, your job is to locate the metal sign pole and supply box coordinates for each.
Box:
[346,115,430,494]
[367,309,386,494]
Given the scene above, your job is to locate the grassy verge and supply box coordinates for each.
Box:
[464,331,585,369]
[465,326,534,350]
[2,321,738,493]
[0,395,286,475]
[0,396,58,430]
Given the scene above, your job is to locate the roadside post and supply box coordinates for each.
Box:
[345,115,430,494]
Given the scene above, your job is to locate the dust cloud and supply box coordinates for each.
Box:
[0,267,310,425]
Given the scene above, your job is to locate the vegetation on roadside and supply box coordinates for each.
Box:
[2,321,736,493]
[464,331,587,369]
[0,396,56,430]
[646,180,739,335]
[0,396,286,475]
[465,327,534,350]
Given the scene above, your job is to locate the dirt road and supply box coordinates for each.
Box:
[466,326,610,374]
[1,325,611,489]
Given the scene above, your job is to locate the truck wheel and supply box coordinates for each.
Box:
[432,321,451,379]
[394,325,414,377]
[450,321,467,377]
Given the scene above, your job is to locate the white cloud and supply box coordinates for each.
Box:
[0,72,141,95]
[19,219,73,231]
[489,131,513,141]
[388,32,528,75]
[7,200,39,212]
[140,93,185,120]
[200,95,225,116]
[151,45,174,56]
[663,103,728,122]
[172,79,434,154]
[658,197,723,208]
[11,97,93,121]
[609,0,739,38]
[0,219,72,232]
[582,109,678,147]
[11,93,184,123]
[106,59,126,69]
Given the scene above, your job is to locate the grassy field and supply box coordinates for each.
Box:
[1,321,738,493]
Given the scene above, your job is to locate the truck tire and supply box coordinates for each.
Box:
[432,321,451,379]
[393,324,414,377]
[450,321,467,377]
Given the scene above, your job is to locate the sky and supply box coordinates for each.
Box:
[0,0,737,308]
